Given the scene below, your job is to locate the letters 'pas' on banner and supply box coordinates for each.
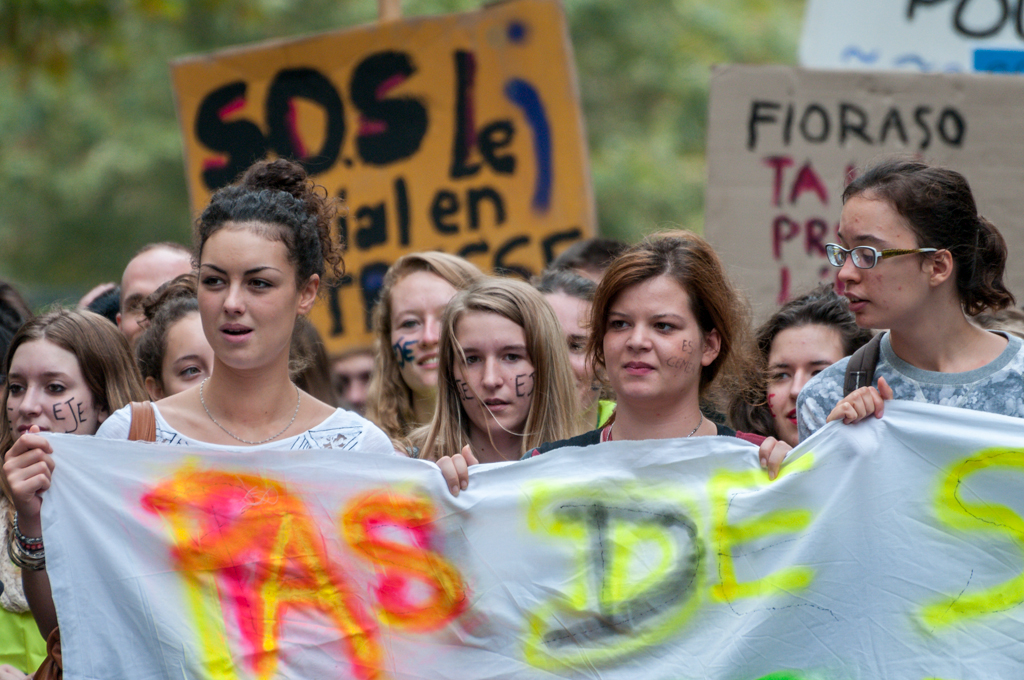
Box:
[801,0,1024,74]
[43,402,1024,679]
[171,0,595,355]
[704,64,1024,320]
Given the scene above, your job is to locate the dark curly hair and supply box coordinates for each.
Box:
[195,158,344,287]
[134,273,200,391]
[728,284,872,438]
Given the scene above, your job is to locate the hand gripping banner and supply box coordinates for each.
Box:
[41,401,1024,679]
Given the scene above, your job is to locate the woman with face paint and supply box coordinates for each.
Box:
[436,237,790,494]
[0,309,146,674]
[729,285,872,447]
[798,158,1023,436]
[419,277,580,474]
[365,253,484,455]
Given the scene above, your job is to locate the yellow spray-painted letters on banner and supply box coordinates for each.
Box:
[40,401,1024,678]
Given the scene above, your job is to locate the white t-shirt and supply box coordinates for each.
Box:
[96,403,398,455]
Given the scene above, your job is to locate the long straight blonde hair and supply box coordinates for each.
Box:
[419,277,580,461]
[365,252,484,452]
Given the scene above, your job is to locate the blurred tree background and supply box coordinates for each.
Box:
[0,0,805,305]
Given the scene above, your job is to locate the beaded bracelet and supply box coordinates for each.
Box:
[7,535,45,571]
[13,512,43,550]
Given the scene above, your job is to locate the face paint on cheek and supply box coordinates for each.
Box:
[767,394,777,419]
[53,397,87,434]
[392,337,416,368]
[456,380,474,402]
[514,372,535,398]
[666,339,699,372]
[665,356,693,372]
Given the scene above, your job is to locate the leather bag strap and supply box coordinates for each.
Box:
[128,401,157,442]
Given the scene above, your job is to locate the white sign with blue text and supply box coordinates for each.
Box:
[802,0,1024,74]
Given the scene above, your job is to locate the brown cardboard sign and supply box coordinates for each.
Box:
[705,64,1024,320]
[172,0,594,354]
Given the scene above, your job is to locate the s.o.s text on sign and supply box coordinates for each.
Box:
[172,0,594,354]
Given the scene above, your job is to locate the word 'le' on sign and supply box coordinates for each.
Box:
[172,0,595,355]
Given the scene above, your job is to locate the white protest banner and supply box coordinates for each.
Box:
[43,401,1024,679]
[801,0,1024,73]
[704,64,1024,320]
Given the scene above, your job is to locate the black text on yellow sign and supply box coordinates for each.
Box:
[173,0,595,355]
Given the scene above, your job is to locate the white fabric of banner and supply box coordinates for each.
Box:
[41,401,1024,679]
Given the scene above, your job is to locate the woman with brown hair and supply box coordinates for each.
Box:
[0,309,147,673]
[729,284,872,446]
[800,158,1024,434]
[438,231,789,492]
[533,230,760,448]
[134,273,213,400]
[365,252,483,454]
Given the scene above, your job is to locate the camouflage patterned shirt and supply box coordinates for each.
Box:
[798,332,1024,442]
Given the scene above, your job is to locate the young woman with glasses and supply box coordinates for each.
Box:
[798,157,1022,438]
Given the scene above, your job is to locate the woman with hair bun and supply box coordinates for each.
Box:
[99,157,395,451]
[3,160,398,652]
[799,157,1024,436]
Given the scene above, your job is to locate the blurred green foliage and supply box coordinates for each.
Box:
[0,0,804,305]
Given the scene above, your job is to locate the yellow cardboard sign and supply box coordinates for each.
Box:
[172,0,595,355]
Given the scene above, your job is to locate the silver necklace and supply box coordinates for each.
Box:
[608,412,703,441]
[686,412,704,437]
[199,378,301,445]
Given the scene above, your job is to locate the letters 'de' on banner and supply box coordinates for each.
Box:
[171,0,594,355]
[705,64,1024,320]
[43,401,1024,678]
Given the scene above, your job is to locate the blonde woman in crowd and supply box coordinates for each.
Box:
[420,277,580,494]
[439,232,789,491]
[365,252,483,454]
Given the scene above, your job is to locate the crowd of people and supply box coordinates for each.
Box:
[1,155,1023,677]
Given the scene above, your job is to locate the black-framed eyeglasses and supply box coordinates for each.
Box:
[825,243,938,270]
